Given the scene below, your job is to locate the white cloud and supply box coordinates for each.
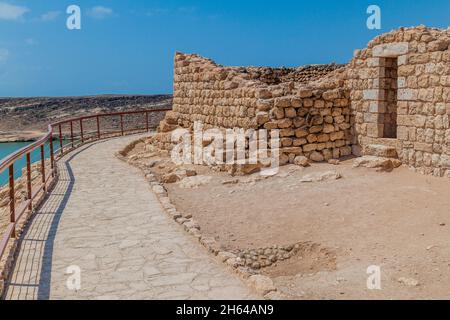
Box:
[0,2,28,20]
[25,38,37,45]
[0,49,9,62]
[88,6,113,19]
[146,8,169,17]
[41,10,60,21]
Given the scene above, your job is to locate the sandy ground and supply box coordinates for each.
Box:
[127,142,450,299]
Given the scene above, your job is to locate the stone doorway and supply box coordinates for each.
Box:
[381,57,398,138]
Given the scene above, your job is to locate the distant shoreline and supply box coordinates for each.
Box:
[0,94,172,143]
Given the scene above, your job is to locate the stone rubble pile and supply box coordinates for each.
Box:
[233,244,303,270]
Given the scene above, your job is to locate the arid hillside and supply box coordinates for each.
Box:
[0,95,172,142]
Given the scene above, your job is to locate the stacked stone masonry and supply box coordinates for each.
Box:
[154,25,450,178]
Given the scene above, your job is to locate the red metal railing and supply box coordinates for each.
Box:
[0,108,170,262]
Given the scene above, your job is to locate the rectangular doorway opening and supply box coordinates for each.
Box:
[382,57,398,138]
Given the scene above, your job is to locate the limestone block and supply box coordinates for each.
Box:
[372,42,409,57]
[339,146,352,157]
[271,107,285,120]
[428,39,450,52]
[397,126,409,140]
[306,134,318,143]
[309,125,323,134]
[398,89,417,101]
[274,97,292,108]
[281,138,293,147]
[256,99,273,111]
[303,144,317,152]
[366,123,383,138]
[298,89,313,98]
[285,107,297,118]
[310,151,324,162]
[281,147,302,155]
[294,156,310,167]
[330,131,345,141]
[323,124,335,133]
[314,100,325,108]
[414,142,433,153]
[363,89,384,100]
[264,122,278,130]
[255,88,272,99]
[293,117,306,128]
[303,99,314,107]
[291,97,302,108]
[276,119,293,128]
[293,138,307,146]
[440,155,450,168]
[278,128,294,137]
[317,134,330,143]
[256,112,270,125]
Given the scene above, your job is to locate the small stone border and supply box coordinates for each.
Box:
[116,149,285,300]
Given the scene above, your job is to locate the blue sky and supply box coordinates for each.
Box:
[0,0,449,97]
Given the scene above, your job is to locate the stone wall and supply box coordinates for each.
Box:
[255,83,352,164]
[153,52,350,164]
[154,25,450,177]
[347,26,450,177]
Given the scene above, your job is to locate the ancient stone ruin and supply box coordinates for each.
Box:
[152,25,450,178]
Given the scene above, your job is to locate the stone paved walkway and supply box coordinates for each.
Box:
[4,135,254,300]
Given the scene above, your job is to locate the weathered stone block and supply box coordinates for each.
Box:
[398,89,417,101]
[298,89,313,98]
[372,42,409,57]
[256,112,270,125]
[397,126,409,140]
[310,151,324,162]
[414,142,433,153]
[274,97,292,108]
[276,118,292,128]
[256,88,272,99]
[366,123,383,138]
[303,144,317,152]
[295,129,308,139]
[363,89,384,100]
[256,99,273,111]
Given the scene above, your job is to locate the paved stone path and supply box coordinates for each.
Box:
[4,135,254,300]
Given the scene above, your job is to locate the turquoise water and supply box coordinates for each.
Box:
[0,141,60,187]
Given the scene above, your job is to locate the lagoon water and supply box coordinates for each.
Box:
[0,141,54,187]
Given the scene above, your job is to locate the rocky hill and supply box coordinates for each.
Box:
[0,95,172,142]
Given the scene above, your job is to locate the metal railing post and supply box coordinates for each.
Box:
[97,115,101,139]
[40,145,46,193]
[80,119,84,143]
[50,133,55,177]
[26,153,32,211]
[59,124,63,156]
[120,114,124,136]
[70,121,74,148]
[9,164,15,238]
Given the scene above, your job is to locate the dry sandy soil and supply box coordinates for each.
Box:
[127,141,450,300]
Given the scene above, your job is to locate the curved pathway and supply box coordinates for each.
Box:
[4,135,254,300]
